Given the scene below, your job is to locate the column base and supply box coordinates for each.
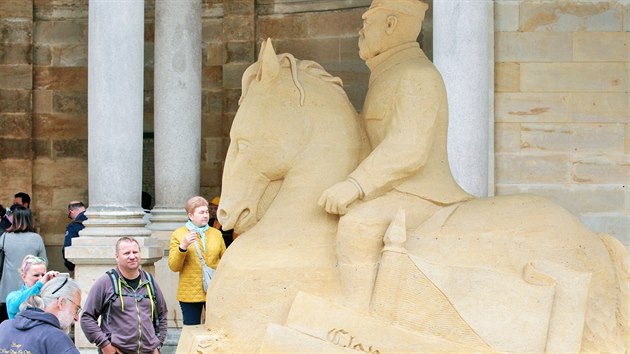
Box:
[80,207,151,237]
[151,229,184,328]
[149,207,187,231]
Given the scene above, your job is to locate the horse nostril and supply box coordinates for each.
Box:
[218,209,228,220]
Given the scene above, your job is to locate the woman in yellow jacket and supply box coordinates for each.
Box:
[168,196,226,325]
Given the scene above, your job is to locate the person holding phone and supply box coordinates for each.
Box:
[168,196,226,325]
[6,255,60,319]
[0,206,47,323]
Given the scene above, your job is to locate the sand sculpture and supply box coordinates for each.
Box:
[176,1,629,353]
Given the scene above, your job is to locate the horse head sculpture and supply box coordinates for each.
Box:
[218,39,366,235]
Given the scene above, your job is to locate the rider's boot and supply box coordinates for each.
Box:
[338,262,378,313]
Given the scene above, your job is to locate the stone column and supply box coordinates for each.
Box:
[149,0,202,328]
[65,0,162,348]
[150,0,202,231]
[433,0,494,197]
[83,0,148,237]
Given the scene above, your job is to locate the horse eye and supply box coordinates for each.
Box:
[238,141,248,152]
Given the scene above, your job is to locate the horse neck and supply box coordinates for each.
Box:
[255,139,358,236]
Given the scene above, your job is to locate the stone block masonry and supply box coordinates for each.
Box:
[494,0,629,246]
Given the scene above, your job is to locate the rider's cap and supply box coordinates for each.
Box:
[364,0,429,19]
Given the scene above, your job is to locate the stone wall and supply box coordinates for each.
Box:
[0,1,33,224]
[31,1,88,270]
[0,0,90,271]
[256,2,369,108]
[494,0,629,247]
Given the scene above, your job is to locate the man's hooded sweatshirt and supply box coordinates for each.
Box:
[0,307,80,354]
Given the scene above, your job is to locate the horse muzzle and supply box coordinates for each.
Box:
[218,206,255,234]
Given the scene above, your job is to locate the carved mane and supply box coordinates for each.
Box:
[239,38,344,106]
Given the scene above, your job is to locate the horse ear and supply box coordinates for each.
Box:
[257,38,280,83]
[257,38,268,64]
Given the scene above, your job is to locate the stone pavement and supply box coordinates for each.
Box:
[78,328,181,354]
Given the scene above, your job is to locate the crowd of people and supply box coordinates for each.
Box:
[0,192,228,353]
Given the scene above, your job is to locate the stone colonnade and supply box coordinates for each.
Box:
[66,0,203,345]
[67,0,493,348]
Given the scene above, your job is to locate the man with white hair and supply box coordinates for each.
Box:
[0,276,82,353]
[319,0,472,310]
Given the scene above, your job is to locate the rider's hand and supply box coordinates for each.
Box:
[318,180,361,215]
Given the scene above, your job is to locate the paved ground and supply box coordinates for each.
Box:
[78,328,181,354]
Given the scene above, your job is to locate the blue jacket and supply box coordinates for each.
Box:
[6,281,44,318]
[63,211,87,271]
[0,307,80,354]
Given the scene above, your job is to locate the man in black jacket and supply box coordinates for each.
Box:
[63,201,87,272]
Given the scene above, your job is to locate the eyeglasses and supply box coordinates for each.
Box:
[65,297,82,316]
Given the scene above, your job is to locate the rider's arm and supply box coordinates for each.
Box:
[350,70,440,200]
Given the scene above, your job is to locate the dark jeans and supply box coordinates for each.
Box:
[180,301,205,325]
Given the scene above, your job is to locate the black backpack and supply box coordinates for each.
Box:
[103,269,161,337]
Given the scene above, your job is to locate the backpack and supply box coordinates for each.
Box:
[103,269,161,337]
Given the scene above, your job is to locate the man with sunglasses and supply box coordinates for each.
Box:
[0,275,82,353]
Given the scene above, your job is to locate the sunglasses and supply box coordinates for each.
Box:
[52,277,82,315]
[23,256,47,274]
[25,256,46,263]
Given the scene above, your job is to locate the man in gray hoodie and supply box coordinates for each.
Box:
[0,276,82,354]
[81,237,168,354]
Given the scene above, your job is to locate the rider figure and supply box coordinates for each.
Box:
[318,0,472,310]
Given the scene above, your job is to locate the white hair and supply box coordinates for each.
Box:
[20,276,79,311]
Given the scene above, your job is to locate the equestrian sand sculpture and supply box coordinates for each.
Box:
[176,1,629,353]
